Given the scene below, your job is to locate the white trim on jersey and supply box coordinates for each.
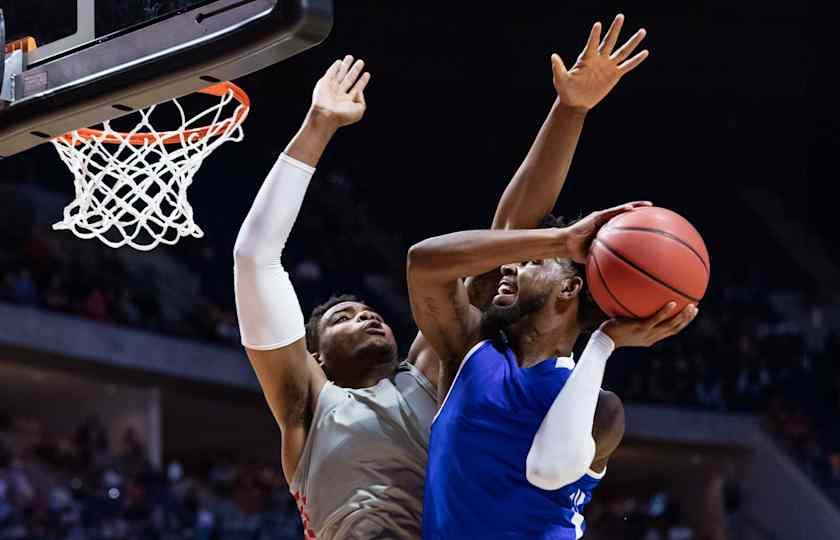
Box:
[432,339,490,425]
[554,356,575,370]
[586,466,607,480]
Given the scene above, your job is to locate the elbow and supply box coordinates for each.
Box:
[233,244,261,268]
[525,438,596,491]
[232,242,252,265]
[232,227,256,264]
[406,242,436,281]
[233,233,276,268]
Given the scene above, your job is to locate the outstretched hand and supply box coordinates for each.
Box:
[552,14,649,112]
[563,201,652,263]
[600,302,699,348]
[311,55,371,127]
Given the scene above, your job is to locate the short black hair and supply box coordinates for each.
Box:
[306,294,362,352]
[539,213,607,331]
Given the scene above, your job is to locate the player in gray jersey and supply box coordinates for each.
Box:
[233,16,647,539]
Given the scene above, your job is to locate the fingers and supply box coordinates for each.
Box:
[600,13,624,56]
[551,54,568,77]
[350,72,371,102]
[340,59,365,93]
[611,28,647,63]
[324,59,342,81]
[618,50,650,74]
[594,200,653,225]
[665,305,699,335]
[649,301,679,327]
[335,54,354,81]
[583,21,602,58]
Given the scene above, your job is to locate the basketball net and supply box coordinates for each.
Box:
[51,83,249,251]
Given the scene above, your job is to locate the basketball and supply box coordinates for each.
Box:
[585,207,710,319]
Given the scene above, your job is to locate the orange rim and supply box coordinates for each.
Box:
[60,82,250,146]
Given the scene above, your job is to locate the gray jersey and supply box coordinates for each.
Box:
[289,362,437,539]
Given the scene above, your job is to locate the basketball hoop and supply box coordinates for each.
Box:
[51,82,250,251]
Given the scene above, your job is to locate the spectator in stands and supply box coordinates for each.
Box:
[83,288,111,322]
[829,451,840,503]
[5,268,39,306]
[694,354,726,411]
[44,275,72,313]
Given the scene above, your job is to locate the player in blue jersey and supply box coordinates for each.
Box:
[406,17,698,535]
[408,208,699,539]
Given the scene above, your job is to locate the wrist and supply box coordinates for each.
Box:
[305,107,341,136]
[551,227,574,259]
[591,328,616,351]
[553,99,589,119]
[598,321,628,349]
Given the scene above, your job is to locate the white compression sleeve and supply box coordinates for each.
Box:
[233,154,315,350]
[525,329,615,490]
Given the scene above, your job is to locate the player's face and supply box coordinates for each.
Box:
[491,259,564,309]
[317,301,398,375]
[482,259,572,334]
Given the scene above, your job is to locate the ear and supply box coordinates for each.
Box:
[312,351,323,366]
[557,276,583,300]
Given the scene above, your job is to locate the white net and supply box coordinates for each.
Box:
[51,85,248,251]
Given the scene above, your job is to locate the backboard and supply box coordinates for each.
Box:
[0,0,333,157]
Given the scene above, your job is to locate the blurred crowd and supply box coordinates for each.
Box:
[1,174,839,528]
[612,265,840,508]
[0,172,411,351]
[0,415,301,540]
[586,490,716,540]
[0,223,241,347]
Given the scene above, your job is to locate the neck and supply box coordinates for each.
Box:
[333,359,399,389]
[509,311,580,368]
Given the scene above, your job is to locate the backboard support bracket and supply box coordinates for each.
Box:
[27,0,95,66]
[2,51,23,104]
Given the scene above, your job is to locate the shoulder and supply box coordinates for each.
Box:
[407,331,440,388]
[397,360,438,401]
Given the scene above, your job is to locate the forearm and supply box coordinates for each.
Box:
[284,108,339,168]
[234,111,336,264]
[526,330,615,490]
[233,113,332,349]
[492,100,587,230]
[408,228,570,284]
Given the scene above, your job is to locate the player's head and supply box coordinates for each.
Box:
[306,294,399,385]
[481,214,606,340]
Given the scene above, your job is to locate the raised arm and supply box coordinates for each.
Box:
[411,15,650,389]
[492,14,648,231]
[233,56,370,482]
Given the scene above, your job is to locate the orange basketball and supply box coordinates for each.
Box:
[585,207,710,319]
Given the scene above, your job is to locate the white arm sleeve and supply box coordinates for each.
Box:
[525,329,615,490]
[233,154,315,350]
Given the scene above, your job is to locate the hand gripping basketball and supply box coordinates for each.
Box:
[600,302,699,349]
[564,201,653,264]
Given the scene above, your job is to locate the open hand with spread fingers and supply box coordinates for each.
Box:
[552,14,649,112]
[311,54,371,128]
[601,302,699,348]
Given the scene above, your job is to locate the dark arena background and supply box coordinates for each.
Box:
[0,1,837,539]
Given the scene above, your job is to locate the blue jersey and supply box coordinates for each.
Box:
[423,339,604,540]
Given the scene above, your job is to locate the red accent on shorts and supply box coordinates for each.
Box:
[292,490,318,539]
